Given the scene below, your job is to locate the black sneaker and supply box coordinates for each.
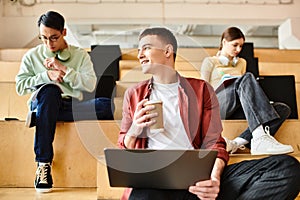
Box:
[25,111,36,128]
[34,163,53,193]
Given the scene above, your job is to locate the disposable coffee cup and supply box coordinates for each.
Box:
[144,100,164,131]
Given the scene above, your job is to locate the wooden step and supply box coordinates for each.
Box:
[115,81,137,97]
[0,118,298,197]
[1,47,300,200]
[119,68,151,82]
[118,60,300,85]
[254,49,300,63]
[97,152,300,200]
[121,48,300,62]
[0,187,98,200]
[2,48,300,63]
[1,79,299,122]
[0,120,100,187]
[113,97,123,120]
[228,152,300,165]
[259,62,300,82]
[97,158,124,200]
[0,83,29,120]
[95,119,300,199]
[0,187,297,200]
[2,80,298,122]
[0,61,21,82]
[119,60,202,71]
[94,120,300,155]
[119,68,202,82]
[222,120,300,153]
[0,49,29,61]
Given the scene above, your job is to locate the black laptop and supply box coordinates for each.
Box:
[257,75,298,119]
[104,148,217,189]
[226,75,298,120]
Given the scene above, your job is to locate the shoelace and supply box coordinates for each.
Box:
[224,137,246,153]
[264,126,270,135]
[36,165,49,184]
[232,143,246,153]
[263,126,281,145]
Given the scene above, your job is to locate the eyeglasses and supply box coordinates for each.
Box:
[39,34,62,42]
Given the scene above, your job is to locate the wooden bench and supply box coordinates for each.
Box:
[0,57,113,188]
[95,119,300,199]
[104,65,300,199]
[2,47,300,63]
[0,49,29,62]
[0,61,29,120]
[1,48,300,199]
[121,47,300,62]
[0,120,100,187]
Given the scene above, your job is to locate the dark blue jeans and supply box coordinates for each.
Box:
[129,155,300,200]
[31,84,114,163]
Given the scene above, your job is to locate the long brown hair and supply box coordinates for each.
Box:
[219,27,245,50]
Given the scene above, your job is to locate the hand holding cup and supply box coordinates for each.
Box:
[144,100,164,131]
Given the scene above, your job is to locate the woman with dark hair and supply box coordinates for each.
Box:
[200,27,293,155]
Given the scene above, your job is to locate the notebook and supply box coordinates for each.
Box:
[104,148,218,189]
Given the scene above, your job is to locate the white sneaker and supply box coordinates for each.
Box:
[251,126,294,155]
[223,137,246,154]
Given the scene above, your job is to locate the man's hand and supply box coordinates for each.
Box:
[131,99,158,133]
[44,57,67,83]
[44,57,67,73]
[47,69,65,83]
[124,99,158,148]
[189,178,220,200]
[188,158,225,200]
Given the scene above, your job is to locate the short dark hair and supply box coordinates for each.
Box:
[37,11,65,32]
[219,27,245,50]
[139,27,178,61]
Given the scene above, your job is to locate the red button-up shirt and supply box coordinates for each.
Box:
[117,75,229,200]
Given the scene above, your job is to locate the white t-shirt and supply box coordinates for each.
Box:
[147,81,194,150]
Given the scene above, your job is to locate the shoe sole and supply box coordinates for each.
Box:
[35,188,52,193]
[251,149,294,155]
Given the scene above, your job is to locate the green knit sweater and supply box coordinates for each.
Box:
[15,44,97,106]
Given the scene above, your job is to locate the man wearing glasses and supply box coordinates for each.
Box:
[15,11,114,193]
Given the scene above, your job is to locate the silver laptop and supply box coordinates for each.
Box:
[104,148,217,189]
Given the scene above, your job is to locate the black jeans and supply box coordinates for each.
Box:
[129,155,300,200]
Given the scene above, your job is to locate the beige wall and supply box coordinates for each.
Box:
[1,0,300,48]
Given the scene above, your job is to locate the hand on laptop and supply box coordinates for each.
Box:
[188,158,224,199]
[188,178,220,200]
